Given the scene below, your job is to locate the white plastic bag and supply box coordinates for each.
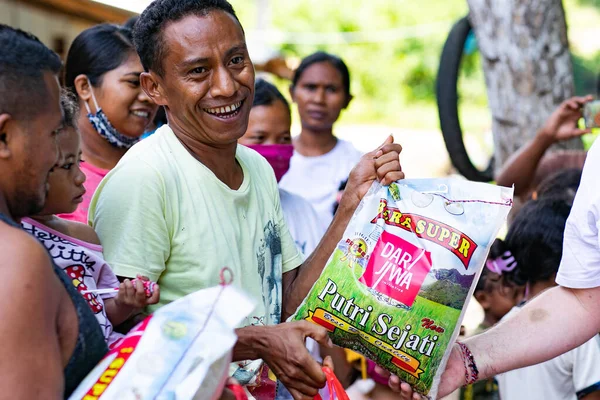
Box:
[69,281,254,400]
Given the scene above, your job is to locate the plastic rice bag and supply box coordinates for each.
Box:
[69,281,254,400]
[293,179,513,398]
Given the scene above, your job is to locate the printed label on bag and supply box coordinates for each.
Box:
[360,231,432,307]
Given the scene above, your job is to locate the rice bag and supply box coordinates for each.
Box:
[69,282,254,400]
[293,179,512,398]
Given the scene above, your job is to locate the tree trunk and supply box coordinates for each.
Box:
[467,0,583,171]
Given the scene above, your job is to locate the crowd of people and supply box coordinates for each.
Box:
[1,0,599,399]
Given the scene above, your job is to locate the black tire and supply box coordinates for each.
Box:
[436,16,494,182]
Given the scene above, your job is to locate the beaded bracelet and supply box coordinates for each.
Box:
[457,342,479,386]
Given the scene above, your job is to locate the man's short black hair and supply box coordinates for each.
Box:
[0,24,62,121]
[134,0,240,76]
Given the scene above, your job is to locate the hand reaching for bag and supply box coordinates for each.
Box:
[260,320,334,400]
[371,344,466,400]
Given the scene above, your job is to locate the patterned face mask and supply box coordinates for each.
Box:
[84,80,140,149]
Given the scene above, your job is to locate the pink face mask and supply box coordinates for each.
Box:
[246,144,294,182]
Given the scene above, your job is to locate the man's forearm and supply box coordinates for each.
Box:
[232,325,270,362]
[495,132,554,195]
[467,286,600,379]
[281,196,358,320]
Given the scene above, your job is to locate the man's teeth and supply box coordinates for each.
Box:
[204,101,242,115]
[132,111,150,118]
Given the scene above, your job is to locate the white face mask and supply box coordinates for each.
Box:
[84,81,140,149]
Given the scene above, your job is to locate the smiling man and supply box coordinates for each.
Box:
[89,1,403,399]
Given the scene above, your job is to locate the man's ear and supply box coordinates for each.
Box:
[0,114,13,159]
[140,72,168,107]
[343,93,354,110]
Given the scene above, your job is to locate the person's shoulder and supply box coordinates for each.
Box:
[90,154,168,225]
[279,188,313,210]
[334,139,364,160]
[278,188,322,222]
[0,222,53,277]
[115,125,177,171]
[237,143,267,162]
[62,220,101,246]
[0,223,63,328]
[336,139,362,153]
[101,146,168,189]
[237,144,274,175]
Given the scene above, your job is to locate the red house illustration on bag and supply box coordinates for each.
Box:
[360,231,432,307]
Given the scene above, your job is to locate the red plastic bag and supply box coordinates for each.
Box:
[314,367,349,400]
[225,382,248,400]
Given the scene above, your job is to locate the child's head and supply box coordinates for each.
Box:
[474,240,523,325]
[38,90,86,216]
[239,79,293,182]
[533,168,582,204]
[240,78,292,145]
[500,197,572,288]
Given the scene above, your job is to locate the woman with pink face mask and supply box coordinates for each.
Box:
[239,79,326,257]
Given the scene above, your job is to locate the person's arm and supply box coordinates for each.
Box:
[281,135,404,320]
[104,277,160,326]
[495,95,592,196]
[384,285,600,399]
[495,132,554,195]
[582,392,600,400]
[0,230,65,399]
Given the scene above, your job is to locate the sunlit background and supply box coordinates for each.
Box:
[1,0,599,178]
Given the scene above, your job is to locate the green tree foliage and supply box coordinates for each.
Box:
[229,0,600,129]
[229,0,474,126]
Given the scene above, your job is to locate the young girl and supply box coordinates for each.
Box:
[60,24,158,223]
[21,91,159,348]
[279,51,363,225]
[458,244,524,400]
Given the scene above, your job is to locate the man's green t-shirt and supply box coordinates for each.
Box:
[90,124,303,328]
